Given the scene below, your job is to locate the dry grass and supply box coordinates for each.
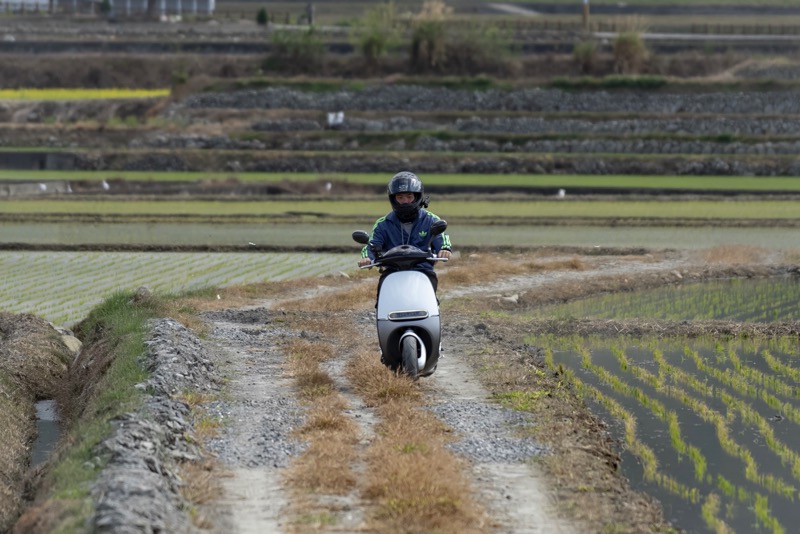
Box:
[440,254,586,289]
[342,341,487,532]
[699,245,770,264]
[280,287,489,533]
[363,400,488,533]
[0,394,30,533]
[279,279,375,312]
[286,339,336,399]
[175,390,217,407]
[345,350,422,406]
[282,333,362,519]
[173,276,342,315]
[285,397,359,495]
[298,397,354,435]
[178,459,225,528]
[285,429,359,494]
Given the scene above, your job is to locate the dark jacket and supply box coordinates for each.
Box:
[361,209,452,271]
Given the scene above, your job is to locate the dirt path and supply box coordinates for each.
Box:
[202,304,578,532]
[199,251,713,532]
[203,310,302,532]
[426,354,577,533]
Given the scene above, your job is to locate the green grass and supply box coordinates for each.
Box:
[0,88,169,100]
[46,291,159,528]
[4,198,800,219]
[5,171,800,193]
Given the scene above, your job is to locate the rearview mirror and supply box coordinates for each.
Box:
[431,219,447,236]
[352,231,370,245]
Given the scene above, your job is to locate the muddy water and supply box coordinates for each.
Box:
[32,400,60,466]
[533,279,800,533]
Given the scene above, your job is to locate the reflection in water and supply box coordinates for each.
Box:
[33,400,60,466]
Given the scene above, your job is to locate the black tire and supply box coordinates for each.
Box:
[401,335,419,380]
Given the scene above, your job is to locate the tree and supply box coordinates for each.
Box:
[256,7,268,26]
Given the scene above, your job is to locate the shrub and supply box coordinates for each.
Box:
[409,0,452,72]
[613,31,648,74]
[352,2,400,68]
[264,28,325,73]
[446,22,511,74]
[573,40,598,74]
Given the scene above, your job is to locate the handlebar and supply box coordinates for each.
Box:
[359,256,448,269]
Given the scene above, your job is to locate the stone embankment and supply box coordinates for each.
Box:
[5,85,800,176]
[139,86,798,176]
[177,85,800,115]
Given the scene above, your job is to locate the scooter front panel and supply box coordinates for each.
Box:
[376,270,438,321]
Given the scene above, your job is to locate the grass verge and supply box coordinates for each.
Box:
[12,291,161,531]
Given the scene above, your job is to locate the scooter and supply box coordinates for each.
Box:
[352,219,448,379]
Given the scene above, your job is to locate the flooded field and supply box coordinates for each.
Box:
[0,251,354,326]
[2,222,800,250]
[531,278,800,533]
[537,277,800,322]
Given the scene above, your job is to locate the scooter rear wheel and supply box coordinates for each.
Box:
[401,336,419,380]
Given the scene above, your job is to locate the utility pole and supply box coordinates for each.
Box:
[582,0,590,32]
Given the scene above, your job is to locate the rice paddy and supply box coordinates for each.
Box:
[0,251,353,326]
[531,279,800,533]
[536,277,800,322]
[3,221,800,250]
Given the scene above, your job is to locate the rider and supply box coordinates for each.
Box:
[358,171,452,294]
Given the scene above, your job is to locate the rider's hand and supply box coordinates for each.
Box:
[438,249,452,260]
[358,257,373,267]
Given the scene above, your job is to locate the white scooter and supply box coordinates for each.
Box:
[352,219,448,379]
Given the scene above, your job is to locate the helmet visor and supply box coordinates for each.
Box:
[388,174,423,195]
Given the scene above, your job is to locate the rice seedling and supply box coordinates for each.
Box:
[0,251,355,326]
[548,331,797,533]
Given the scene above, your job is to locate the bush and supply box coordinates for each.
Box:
[613,31,648,74]
[409,0,452,72]
[446,22,511,74]
[265,28,325,73]
[352,2,400,68]
[573,40,598,74]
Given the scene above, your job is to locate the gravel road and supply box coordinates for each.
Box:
[198,300,578,532]
[87,251,717,532]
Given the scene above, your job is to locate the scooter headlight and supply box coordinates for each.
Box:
[388,310,429,321]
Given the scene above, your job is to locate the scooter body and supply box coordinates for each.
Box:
[353,219,448,379]
[377,269,441,376]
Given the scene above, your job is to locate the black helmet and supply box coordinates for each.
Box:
[388,171,426,222]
